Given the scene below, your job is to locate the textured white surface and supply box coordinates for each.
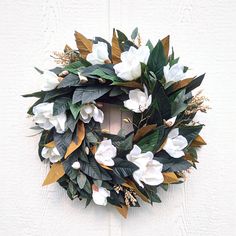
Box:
[0,0,236,235]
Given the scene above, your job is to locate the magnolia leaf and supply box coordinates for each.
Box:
[161,35,170,59]
[90,145,97,155]
[100,164,113,170]
[112,29,121,64]
[64,44,73,53]
[156,138,167,152]
[116,205,128,219]
[42,163,65,186]
[45,141,55,148]
[64,122,85,159]
[163,172,179,184]
[112,81,143,89]
[74,31,93,58]
[166,78,193,95]
[126,180,149,203]
[133,124,157,142]
[131,27,138,40]
[190,135,206,147]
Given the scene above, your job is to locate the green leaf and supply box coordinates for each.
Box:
[72,86,111,104]
[131,27,138,40]
[64,60,87,74]
[146,40,154,51]
[90,68,120,82]
[147,40,167,79]
[22,91,45,98]
[171,89,188,116]
[144,185,161,203]
[57,74,80,88]
[77,172,87,189]
[86,132,98,143]
[185,74,205,93]
[113,160,138,178]
[137,126,165,153]
[43,88,74,102]
[34,67,43,74]
[69,102,81,119]
[53,97,70,116]
[179,125,203,146]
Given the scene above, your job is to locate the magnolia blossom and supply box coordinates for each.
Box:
[71,161,81,169]
[86,42,110,65]
[41,71,60,91]
[92,186,110,206]
[33,102,66,133]
[79,103,104,123]
[163,63,186,84]
[126,145,164,188]
[163,128,188,158]
[114,46,150,81]
[95,139,117,166]
[41,146,62,163]
[124,86,152,113]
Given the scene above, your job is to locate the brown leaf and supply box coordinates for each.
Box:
[90,145,97,155]
[133,124,157,142]
[42,162,65,186]
[190,135,207,147]
[125,180,149,203]
[163,172,179,184]
[64,44,73,53]
[74,31,93,58]
[112,29,121,64]
[100,164,113,170]
[112,81,143,89]
[167,78,193,94]
[116,205,128,219]
[64,122,85,159]
[45,141,55,148]
[161,35,170,59]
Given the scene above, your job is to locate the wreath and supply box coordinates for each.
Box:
[23,28,209,218]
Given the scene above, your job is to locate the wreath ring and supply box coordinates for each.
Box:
[23,28,208,218]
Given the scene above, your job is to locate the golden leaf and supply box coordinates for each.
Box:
[116,205,128,219]
[167,78,193,94]
[133,124,157,142]
[112,81,143,89]
[44,141,55,148]
[161,35,170,59]
[190,135,207,147]
[64,44,73,53]
[42,162,65,186]
[112,29,121,64]
[100,164,113,170]
[125,180,149,203]
[163,172,179,184]
[90,145,97,155]
[74,31,93,58]
[64,121,85,159]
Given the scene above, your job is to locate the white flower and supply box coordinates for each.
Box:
[163,128,188,158]
[41,146,62,163]
[126,145,164,188]
[165,116,177,127]
[86,42,109,65]
[92,186,110,206]
[124,86,152,113]
[163,63,186,84]
[41,71,60,91]
[33,102,67,133]
[79,103,104,123]
[95,139,117,166]
[114,46,150,81]
[71,161,81,169]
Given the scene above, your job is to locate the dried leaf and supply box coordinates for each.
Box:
[163,172,179,184]
[42,162,65,186]
[133,124,157,142]
[190,135,207,147]
[45,141,55,148]
[125,180,149,203]
[74,31,93,58]
[112,29,121,64]
[116,205,128,219]
[100,164,113,170]
[167,78,193,94]
[161,35,170,59]
[64,44,73,53]
[64,122,85,159]
[90,145,97,155]
[112,81,143,89]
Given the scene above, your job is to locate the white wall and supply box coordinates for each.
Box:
[0,0,236,235]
